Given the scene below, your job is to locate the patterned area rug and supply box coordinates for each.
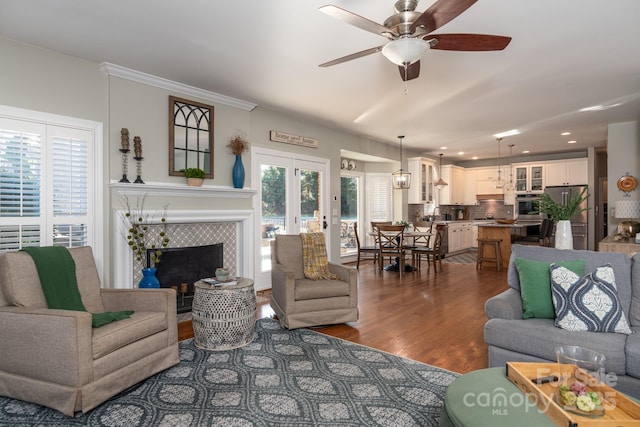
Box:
[442,251,477,265]
[0,318,458,426]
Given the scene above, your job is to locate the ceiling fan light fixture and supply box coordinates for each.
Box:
[381,38,429,66]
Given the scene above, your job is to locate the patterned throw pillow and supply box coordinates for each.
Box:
[300,232,339,280]
[550,263,632,335]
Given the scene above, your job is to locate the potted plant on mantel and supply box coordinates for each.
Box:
[535,186,590,249]
[181,167,206,187]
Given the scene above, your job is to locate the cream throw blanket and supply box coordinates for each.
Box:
[300,232,339,280]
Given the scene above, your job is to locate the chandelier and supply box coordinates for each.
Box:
[392,135,411,189]
[494,138,505,189]
[434,153,448,190]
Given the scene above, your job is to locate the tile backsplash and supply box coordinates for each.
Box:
[409,201,514,221]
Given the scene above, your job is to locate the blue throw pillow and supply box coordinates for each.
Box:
[550,263,632,335]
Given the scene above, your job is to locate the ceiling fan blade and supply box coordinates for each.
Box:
[410,0,477,33]
[428,34,511,51]
[399,61,421,81]
[319,5,392,37]
[319,45,385,67]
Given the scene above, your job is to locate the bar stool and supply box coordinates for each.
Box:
[476,238,503,271]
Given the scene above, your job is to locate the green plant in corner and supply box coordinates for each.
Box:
[181,168,206,179]
[534,186,590,223]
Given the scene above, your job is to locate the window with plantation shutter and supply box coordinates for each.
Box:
[367,174,392,222]
[0,110,100,253]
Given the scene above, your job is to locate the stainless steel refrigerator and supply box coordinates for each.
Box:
[544,185,588,250]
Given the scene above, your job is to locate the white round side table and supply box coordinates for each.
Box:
[192,277,256,350]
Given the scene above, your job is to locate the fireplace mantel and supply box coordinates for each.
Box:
[110,181,256,198]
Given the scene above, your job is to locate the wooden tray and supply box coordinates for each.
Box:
[506,362,640,426]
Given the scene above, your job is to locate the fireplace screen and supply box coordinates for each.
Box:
[147,243,223,313]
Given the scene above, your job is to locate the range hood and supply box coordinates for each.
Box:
[476,194,504,201]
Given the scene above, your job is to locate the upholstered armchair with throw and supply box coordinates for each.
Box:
[0,246,179,416]
[270,234,358,329]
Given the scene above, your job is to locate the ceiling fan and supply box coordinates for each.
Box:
[319,0,511,81]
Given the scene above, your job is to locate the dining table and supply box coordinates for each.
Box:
[368,229,434,272]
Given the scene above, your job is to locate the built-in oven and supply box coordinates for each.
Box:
[516,194,542,218]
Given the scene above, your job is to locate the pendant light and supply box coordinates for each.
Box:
[494,138,505,189]
[392,135,411,189]
[504,144,515,191]
[434,153,448,190]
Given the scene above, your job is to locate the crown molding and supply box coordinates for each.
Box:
[101,62,257,111]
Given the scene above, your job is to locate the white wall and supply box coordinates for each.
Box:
[607,121,640,236]
[0,36,411,280]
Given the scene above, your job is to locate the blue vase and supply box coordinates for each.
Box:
[139,267,160,288]
[232,154,245,189]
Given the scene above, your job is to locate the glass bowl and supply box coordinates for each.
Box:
[555,345,606,378]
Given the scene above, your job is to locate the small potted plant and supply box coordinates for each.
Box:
[181,167,206,187]
[535,186,589,249]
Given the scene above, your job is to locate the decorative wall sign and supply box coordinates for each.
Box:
[269,131,318,148]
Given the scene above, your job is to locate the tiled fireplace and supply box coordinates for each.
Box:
[113,209,254,290]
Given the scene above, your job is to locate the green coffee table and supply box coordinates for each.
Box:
[439,367,555,427]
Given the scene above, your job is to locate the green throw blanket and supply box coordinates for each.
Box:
[21,246,133,328]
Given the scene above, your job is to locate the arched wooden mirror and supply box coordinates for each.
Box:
[169,96,214,178]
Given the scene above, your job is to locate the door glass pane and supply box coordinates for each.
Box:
[261,165,286,272]
[340,176,358,255]
[300,169,321,233]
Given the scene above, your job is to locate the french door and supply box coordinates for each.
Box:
[252,147,330,289]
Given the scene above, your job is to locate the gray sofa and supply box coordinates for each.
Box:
[484,244,640,398]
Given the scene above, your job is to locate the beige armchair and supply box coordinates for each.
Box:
[270,234,358,329]
[0,246,179,416]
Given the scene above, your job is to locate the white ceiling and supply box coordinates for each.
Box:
[2,0,639,162]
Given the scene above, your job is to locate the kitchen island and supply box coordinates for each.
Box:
[477,224,530,269]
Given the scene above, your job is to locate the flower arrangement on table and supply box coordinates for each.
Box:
[120,195,170,267]
[396,220,410,229]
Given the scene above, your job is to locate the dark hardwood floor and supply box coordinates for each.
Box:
[179,256,510,374]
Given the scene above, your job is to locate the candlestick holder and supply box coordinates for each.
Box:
[119,149,130,183]
[133,156,144,184]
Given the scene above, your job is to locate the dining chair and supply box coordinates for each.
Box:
[371,221,392,265]
[377,224,408,275]
[410,222,433,269]
[412,224,446,272]
[353,223,379,269]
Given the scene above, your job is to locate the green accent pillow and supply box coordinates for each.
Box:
[515,258,585,319]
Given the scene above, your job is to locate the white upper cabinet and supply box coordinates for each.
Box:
[545,159,588,186]
[438,165,466,205]
[407,157,436,204]
[513,163,544,193]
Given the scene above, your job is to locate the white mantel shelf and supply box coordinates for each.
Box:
[109,181,256,198]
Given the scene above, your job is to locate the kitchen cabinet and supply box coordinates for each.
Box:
[545,159,588,186]
[407,157,436,204]
[439,165,466,205]
[464,170,478,205]
[475,166,506,195]
[447,222,473,253]
[514,163,544,193]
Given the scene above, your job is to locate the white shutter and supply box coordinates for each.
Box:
[0,120,44,249]
[367,174,392,222]
[0,118,94,250]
